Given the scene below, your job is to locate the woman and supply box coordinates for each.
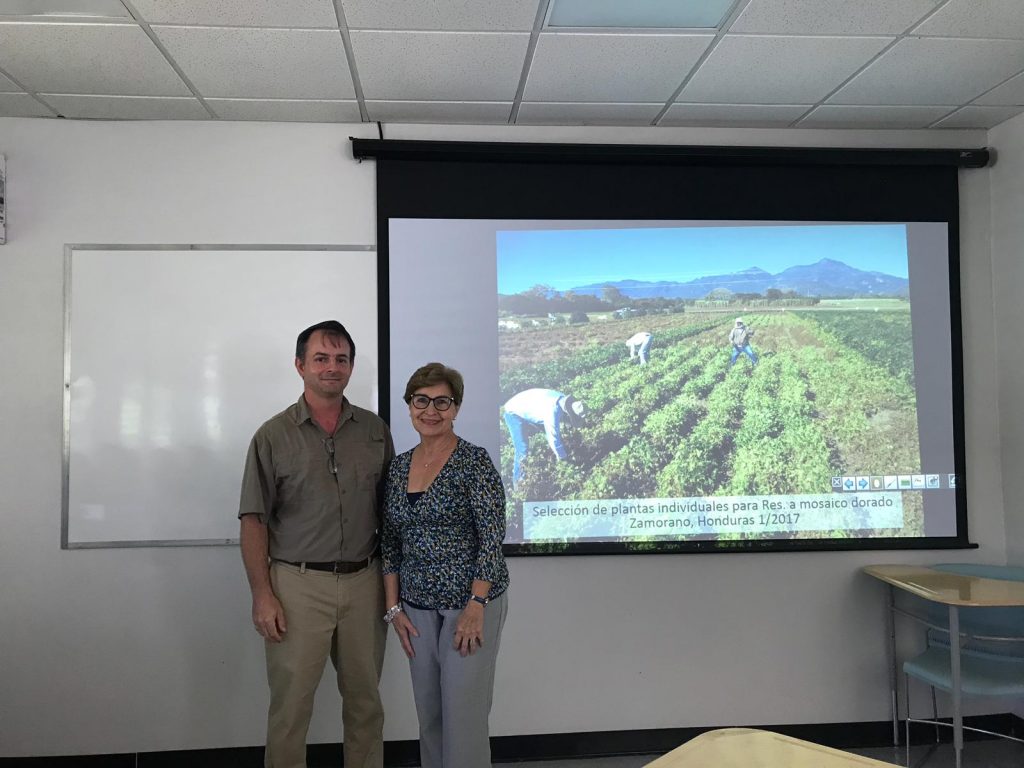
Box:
[381,362,510,768]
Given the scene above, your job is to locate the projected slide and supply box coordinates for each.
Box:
[388,218,959,554]
[496,223,936,548]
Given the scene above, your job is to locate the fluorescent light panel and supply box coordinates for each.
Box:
[0,0,129,17]
[548,0,735,29]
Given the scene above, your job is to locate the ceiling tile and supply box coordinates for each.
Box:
[731,0,940,35]
[0,91,53,116]
[128,0,337,28]
[660,103,810,127]
[830,38,1024,105]
[0,22,191,95]
[366,100,511,123]
[41,93,209,118]
[547,0,734,30]
[0,0,129,19]
[976,72,1024,106]
[798,104,952,129]
[208,98,361,122]
[351,30,529,101]
[341,0,540,31]
[932,105,1024,129]
[517,102,662,125]
[153,26,355,99]
[913,0,1024,39]
[0,70,19,91]
[525,33,713,102]
[678,35,890,104]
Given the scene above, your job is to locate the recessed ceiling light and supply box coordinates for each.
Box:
[548,0,735,29]
[0,0,130,18]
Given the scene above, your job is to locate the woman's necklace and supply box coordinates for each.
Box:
[419,434,456,468]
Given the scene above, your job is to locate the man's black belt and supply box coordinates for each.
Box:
[276,558,371,574]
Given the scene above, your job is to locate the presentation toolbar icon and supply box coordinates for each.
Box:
[869,476,884,490]
[912,475,926,489]
[925,474,940,489]
[832,476,842,489]
[857,476,870,491]
[948,474,957,488]
[884,475,898,490]
[843,476,855,491]
[898,475,912,489]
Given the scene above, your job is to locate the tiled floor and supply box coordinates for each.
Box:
[853,740,1024,767]
[493,738,1024,768]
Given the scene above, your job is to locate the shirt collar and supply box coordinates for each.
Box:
[293,394,357,426]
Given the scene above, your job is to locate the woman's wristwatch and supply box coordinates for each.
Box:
[469,594,489,606]
[383,604,402,624]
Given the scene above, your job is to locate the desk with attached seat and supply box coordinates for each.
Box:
[863,564,1024,768]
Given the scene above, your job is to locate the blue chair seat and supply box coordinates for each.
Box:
[903,645,1024,697]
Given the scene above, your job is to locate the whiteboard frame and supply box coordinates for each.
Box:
[61,243,376,550]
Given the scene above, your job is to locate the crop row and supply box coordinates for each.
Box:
[501,311,921,516]
[499,316,722,400]
[796,310,915,387]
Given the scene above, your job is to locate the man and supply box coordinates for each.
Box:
[239,321,394,768]
[502,388,585,489]
[728,317,758,366]
[626,331,653,365]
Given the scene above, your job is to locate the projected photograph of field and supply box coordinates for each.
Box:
[496,224,923,543]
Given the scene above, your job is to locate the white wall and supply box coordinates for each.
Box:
[989,111,1024,567]
[0,117,1008,758]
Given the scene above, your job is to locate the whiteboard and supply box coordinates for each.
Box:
[62,246,378,548]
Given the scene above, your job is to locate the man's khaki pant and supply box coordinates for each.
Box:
[265,560,386,768]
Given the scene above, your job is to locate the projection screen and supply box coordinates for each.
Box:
[369,141,974,555]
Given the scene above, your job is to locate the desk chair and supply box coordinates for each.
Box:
[902,563,1024,768]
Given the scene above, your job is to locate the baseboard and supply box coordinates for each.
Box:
[3,714,1021,767]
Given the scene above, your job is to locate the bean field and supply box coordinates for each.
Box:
[499,309,922,540]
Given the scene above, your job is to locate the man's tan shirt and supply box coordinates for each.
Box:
[239,396,394,562]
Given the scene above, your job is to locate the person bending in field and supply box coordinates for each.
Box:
[728,318,758,366]
[626,331,653,366]
[502,388,586,489]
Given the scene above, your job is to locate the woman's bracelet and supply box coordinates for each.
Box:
[383,604,403,624]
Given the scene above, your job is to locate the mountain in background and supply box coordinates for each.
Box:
[570,258,908,299]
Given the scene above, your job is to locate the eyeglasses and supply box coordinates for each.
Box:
[323,437,337,475]
[409,394,456,411]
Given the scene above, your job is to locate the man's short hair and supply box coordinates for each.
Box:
[403,362,465,405]
[295,320,356,362]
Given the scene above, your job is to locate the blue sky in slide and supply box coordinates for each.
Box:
[497,223,909,294]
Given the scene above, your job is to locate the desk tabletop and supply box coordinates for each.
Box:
[863,564,1024,606]
[643,728,896,767]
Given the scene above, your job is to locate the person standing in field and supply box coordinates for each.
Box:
[626,331,653,366]
[728,318,758,366]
